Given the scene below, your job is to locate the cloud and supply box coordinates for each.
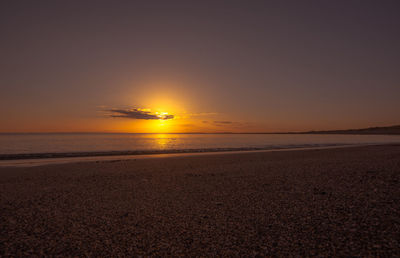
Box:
[213,121,233,125]
[108,108,174,120]
[202,120,249,127]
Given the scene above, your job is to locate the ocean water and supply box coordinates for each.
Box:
[1,133,400,156]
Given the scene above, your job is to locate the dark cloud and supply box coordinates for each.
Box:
[108,108,174,120]
[213,121,233,124]
[202,120,242,126]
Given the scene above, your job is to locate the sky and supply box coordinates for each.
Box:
[1,1,399,133]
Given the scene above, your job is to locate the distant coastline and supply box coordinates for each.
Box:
[300,125,400,135]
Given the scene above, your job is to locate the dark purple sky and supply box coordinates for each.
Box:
[1,1,399,132]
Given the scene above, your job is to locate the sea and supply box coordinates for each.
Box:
[1,133,400,159]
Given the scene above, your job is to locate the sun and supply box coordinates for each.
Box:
[150,118,171,132]
[155,111,171,120]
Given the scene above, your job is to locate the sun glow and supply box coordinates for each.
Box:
[155,111,171,120]
[144,118,171,133]
[121,81,201,132]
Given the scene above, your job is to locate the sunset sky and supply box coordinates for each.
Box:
[1,1,399,133]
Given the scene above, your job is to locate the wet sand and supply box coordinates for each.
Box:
[1,145,399,256]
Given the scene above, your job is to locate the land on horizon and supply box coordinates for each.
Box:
[301,125,400,135]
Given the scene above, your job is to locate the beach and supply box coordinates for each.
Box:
[1,145,399,256]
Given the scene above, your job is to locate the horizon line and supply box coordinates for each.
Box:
[0,131,301,135]
[1,124,399,135]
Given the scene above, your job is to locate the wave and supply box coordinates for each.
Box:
[0,143,353,160]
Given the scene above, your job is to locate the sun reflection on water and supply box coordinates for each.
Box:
[154,134,176,149]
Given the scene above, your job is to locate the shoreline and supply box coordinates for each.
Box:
[0,143,382,167]
[0,143,351,160]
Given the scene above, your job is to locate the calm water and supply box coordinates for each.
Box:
[0,133,400,155]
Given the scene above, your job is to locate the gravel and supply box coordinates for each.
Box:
[1,145,399,256]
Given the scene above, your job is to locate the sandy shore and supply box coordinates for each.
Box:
[1,145,399,256]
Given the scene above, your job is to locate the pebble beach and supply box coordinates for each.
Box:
[1,145,399,256]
